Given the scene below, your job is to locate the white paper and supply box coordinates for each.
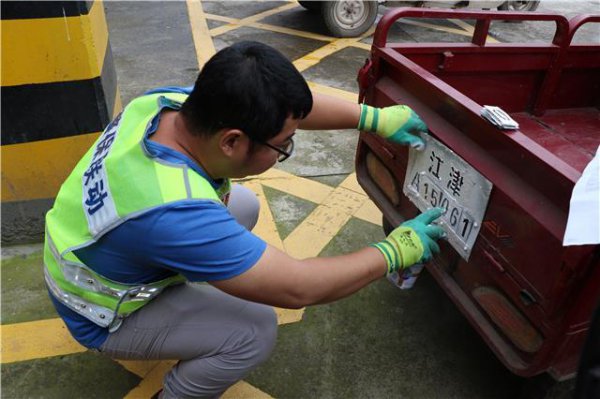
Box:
[563,145,600,246]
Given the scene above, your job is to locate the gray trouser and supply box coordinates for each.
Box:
[99,185,277,398]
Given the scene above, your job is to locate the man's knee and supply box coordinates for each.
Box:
[243,303,278,365]
[227,184,260,231]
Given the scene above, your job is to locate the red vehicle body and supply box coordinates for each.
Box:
[355,8,600,380]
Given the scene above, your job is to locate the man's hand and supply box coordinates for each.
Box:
[358,104,427,150]
[371,208,445,275]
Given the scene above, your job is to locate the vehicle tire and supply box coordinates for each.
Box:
[322,0,378,38]
[498,1,540,11]
[298,1,322,13]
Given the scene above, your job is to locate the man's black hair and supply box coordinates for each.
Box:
[180,41,313,142]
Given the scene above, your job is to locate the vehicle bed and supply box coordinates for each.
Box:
[356,8,600,380]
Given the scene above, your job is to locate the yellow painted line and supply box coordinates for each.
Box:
[273,307,305,325]
[251,168,333,205]
[307,80,358,103]
[249,21,334,42]
[1,4,107,86]
[1,319,86,364]
[398,19,475,38]
[354,200,382,226]
[209,2,299,36]
[338,174,382,225]
[284,186,367,259]
[204,13,238,24]
[349,40,373,51]
[448,18,500,43]
[1,132,100,202]
[293,38,356,71]
[118,360,161,378]
[292,25,374,72]
[124,360,176,399]
[186,0,217,69]
[222,381,273,399]
[240,180,286,251]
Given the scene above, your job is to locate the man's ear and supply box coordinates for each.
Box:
[219,129,247,158]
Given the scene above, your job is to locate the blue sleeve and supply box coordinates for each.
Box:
[144,86,193,95]
[144,201,266,281]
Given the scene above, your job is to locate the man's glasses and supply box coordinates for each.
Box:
[250,136,295,162]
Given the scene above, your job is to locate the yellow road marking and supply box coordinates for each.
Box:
[223,381,273,399]
[307,80,357,103]
[209,2,299,37]
[284,186,367,259]
[118,360,162,378]
[293,26,375,72]
[251,168,333,205]
[250,21,334,42]
[241,180,286,251]
[204,13,237,24]
[123,360,176,399]
[448,18,500,43]
[206,12,334,42]
[398,18,476,38]
[349,40,372,51]
[0,319,86,364]
[186,0,217,68]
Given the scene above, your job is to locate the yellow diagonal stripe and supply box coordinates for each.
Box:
[253,168,333,205]
[124,360,177,399]
[186,0,216,69]
[284,186,367,259]
[448,18,500,43]
[1,318,86,364]
[241,180,286,251]
[209,2,299,37]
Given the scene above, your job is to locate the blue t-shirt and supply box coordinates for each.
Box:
[49,88,266,349]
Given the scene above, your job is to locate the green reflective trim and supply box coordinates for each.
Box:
[372,108,379,132]
[371,242,395,268]
[358,104,367,131]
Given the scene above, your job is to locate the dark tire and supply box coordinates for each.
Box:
[498,1,540,11]
[298,1,322,13]
[322,0,378,38]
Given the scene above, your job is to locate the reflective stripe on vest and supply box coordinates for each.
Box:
[44,93,228,331]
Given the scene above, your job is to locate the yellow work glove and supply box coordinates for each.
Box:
[371,208,445,276]
[358,104,427,150]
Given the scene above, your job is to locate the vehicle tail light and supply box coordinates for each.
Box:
[366,152,400,206]
[472,286,543,353]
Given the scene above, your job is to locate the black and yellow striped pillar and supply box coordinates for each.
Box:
[1,1,121,244]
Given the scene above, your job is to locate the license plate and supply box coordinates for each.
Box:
[403,133,492,260]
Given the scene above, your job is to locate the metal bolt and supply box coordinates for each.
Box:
[99,314,106,319]
[87,278,94,284]
[463,246,469,251]
[80,304,86,308]
[473,222,479,227]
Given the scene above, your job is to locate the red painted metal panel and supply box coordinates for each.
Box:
[356,8,600,380]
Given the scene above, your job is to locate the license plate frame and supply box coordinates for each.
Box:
[403,133,493,260]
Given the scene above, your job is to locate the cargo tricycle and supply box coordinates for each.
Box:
[355,7,600,389]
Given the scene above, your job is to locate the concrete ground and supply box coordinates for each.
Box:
[2,1,598,398]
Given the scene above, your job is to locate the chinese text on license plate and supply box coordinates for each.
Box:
[403,134,492,260]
